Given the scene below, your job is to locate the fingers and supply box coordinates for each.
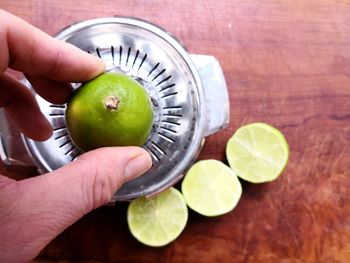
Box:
[0,147,152,262]
[49,147,152,213]
[0,9,105,82]
[0,10,105,140]
[25,74,73,104]
[0,73,52,141]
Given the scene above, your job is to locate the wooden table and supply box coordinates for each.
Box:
[1,0,350,262]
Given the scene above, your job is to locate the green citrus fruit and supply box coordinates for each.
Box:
[181,160,242,216]
[66,72,153,151]
[127,187,188,247]
[226,122,289,183]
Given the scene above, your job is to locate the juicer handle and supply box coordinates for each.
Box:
[0,109,37,167]
[190,54,230,136]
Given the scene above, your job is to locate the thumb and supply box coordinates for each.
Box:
[0,146,152,262]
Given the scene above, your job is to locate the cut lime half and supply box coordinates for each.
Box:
[127,187,188,247]
[226,122,289,183]
[181,160,242,217]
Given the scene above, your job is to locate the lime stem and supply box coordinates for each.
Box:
[104,95,119,111]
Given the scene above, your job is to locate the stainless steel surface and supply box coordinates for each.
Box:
[0,17,229,201]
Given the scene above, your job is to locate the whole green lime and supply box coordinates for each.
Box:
[66,72,153,151]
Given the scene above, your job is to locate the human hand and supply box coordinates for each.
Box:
[0,10,152,262]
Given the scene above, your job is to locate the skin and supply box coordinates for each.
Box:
[0,10,152,262]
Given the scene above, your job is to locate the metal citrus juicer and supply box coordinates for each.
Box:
[0,17,229,201]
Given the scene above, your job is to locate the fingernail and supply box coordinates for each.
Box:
[125,152,152,181]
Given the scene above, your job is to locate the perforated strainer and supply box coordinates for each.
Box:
[0,17,229,201]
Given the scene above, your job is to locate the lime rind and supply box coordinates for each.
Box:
[226,123,289,183]
[181,160,242,217]
[127,187,188,247]
[66,72,153,151]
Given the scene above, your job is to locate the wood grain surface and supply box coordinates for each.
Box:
[1,0,350,262]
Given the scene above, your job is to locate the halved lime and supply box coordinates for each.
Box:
[181,160,242,217]
[226,122,289,183]
[127,187,188,247]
